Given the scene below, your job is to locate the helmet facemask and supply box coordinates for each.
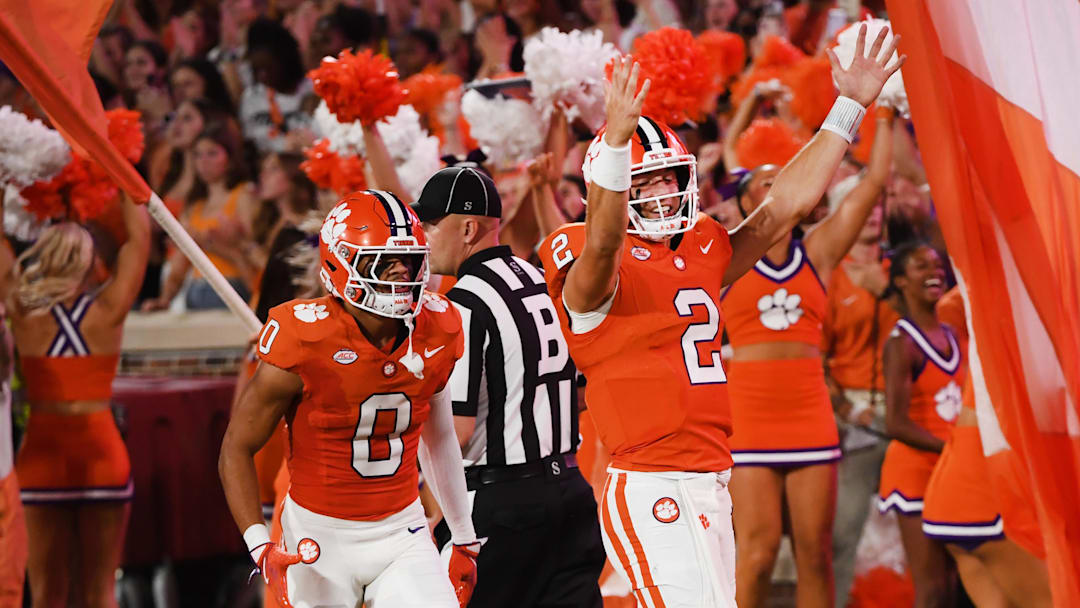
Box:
[329,236,430,319]
[628,150,699,241]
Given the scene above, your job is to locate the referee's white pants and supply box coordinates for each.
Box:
[600,468,736,608]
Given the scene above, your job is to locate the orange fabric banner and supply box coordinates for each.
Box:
[887,0,1080,604]
[0,0,151,202]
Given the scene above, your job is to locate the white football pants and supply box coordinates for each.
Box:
[599,469,737,608]
[281,494,457,608]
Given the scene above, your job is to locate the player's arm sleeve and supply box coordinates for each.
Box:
[255,306,301,373]
[418,387,477,545]
[446,296,488,417]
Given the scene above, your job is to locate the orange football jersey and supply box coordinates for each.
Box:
[538,213,734,473]
[892,318,964,440]
[256,293,463,521]
[720,239,827,348]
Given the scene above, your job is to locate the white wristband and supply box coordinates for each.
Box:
[243,523,272,558]
[588,139,631,192]
[820,96,866,143]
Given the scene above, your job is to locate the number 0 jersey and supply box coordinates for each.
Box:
[538,213,735,473]
[257,293,463,520]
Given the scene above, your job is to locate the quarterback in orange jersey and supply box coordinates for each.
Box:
[538,32,904,608]
[219,191,481,608]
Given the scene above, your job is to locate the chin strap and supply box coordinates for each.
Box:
[399,315,425,379]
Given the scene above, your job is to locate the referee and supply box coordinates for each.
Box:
[412,165,604,608]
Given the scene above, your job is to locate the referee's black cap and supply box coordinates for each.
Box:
[411,165,502,222]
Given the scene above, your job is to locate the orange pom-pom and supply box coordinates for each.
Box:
[105,109,145,164]
[783,57,836,129]
[20,155,121,222]
[849,567,914,608]
[754,35,806,69]
[21,166,69,220]
[301,139,367,197]
[735,118,808,169]
[309,50,406,126]
[697,30,746,88]
[404,67,462,117]
[626,27,712,126]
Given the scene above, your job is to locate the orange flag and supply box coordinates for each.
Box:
[888,0,1080,603]
[0,0,151,202]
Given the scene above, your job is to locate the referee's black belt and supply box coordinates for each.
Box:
[465,453,578,491]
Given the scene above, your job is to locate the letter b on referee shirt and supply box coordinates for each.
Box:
[522,293,568,376]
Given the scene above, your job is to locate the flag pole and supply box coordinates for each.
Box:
[146,193,262,333]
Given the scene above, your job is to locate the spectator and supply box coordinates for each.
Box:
[308,5,377,69]
[394,28,443,78]
[209,0,260,102]
[239,18,317,154]
[701,0,741,32]
[167,2,219,62]
[251,152,318,322]
[150,98,237,215]
[123,40,173,143]
[91,24,134,92]
[144,123,258,311]
[169,58,235,113]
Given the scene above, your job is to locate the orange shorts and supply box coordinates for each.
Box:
[728,357,841,467]
[921,426,1003,546]
[877,440,939,515]
[0,472,27,606]
[16,410,132,504]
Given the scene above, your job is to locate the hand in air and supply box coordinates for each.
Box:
[448,541,481,607]
[603,56,650,147]
[825,24,906,108]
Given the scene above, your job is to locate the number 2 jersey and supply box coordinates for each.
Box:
[538,213,735,473]
[257,293,463,520]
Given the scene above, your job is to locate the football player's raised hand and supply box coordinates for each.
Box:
[825,24,906,108]
[603,56,650,147]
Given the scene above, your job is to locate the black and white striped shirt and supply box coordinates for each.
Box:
[446,246,579,467]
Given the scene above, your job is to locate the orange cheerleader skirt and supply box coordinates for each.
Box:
[877,440,939,515]
[16,410,132,504]
[922,426,1004,549]
[728,357,841,467]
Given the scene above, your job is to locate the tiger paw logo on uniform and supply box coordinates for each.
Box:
[422,293,449,313]
[652,497,680,523]
[757,288,804,331]
[293,303,329,323]
[934,380,962,422]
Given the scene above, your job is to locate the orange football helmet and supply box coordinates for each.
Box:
[319,190,429,319]
[582,116,699,240]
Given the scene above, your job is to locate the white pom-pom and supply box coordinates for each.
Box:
[2,185,48,241]
[524,28,619,131]
[313,102,440,201]
[461,89,548,170]
[0,106,71,188]
[313,101,366,156]
[832,19,908,117]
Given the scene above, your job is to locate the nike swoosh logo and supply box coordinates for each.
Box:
[700,239,714,255]
[408,526,425,534]
[842,295,858,307]
[424,345,445,358]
